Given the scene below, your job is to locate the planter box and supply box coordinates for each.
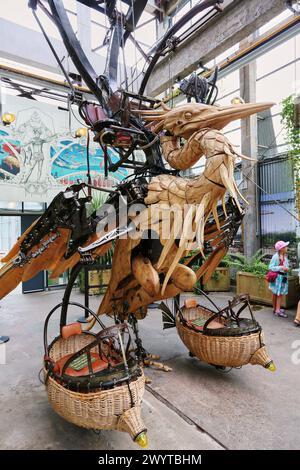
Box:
[203,267,230,292]
[99,269,111,294]
[79,269,112,295]
[79,270,101,295]
[236,271,300,308]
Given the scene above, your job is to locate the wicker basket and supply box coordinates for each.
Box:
[44,333,147,445]
[176,302,274,370]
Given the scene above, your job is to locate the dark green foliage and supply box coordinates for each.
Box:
[281,95,300,212]
[96,247,114,267]
[261,231,296,247]
[225,250,269,278]
[281,95,300,161]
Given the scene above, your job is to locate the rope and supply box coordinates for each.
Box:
[131,0,138,88]
[117,2,122,89]
[120,8,128,90]
[68,96,88,128]
[103,1,110,74]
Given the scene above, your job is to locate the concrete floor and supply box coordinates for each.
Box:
[0,288,299,450]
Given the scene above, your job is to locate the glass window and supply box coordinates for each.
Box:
[296,56,300,94]
[296,34,300,60]
[215,44,240,65]
[256,36,298,79]
[172,2,191,24]
[216,71,240,99]
[63,0,77,12]
[267,114,288,147]
[23,202,45,212]
[91,22,107,51]
[258,112,289,159]
[0,216,20,255]
[0,201,22,211]
[256,63,296,104]
[259,9,292,35]
[134,12,156,48]
[0,0,63,39]
[216,90,241,108]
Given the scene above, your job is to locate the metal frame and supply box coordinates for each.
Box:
[26,0,224,174]
[48,0,109,108]
[46,0,148,110]
[139,0,224,95]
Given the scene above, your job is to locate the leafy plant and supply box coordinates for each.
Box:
[87,191,108,216]
[97,247,114,267]
[211,269,221,281]
[77,247,114,294]
[281,95,300,212]
[218,254,232,267]
[281,95,300,161]
[186,251,232,274]
[225,250,268,277]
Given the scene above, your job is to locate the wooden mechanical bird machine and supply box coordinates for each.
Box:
[0,0,275,447]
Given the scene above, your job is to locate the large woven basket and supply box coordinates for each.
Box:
[176,304,274,369]
[44,333,146,442]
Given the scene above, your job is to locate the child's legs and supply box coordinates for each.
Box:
[295,301,300,322]
[275,295,282,312]
[272,294,277,310]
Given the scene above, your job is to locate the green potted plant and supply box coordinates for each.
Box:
[78,191,113,295]
[87,191,108,216]
[98,248,113,294]
[189,253,231,292]
[78,247,114,296]
[202,255,231,292]
[231,250,299,308]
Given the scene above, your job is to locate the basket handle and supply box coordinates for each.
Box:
[43,301,106,356]
[194,287,221,312]
[59,263,82,330]
[202,307,230,334]
[60,323,130,377]
[228,294,256,323]
[202,295,256,333]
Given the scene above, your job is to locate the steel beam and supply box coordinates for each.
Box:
[146,0,288,96]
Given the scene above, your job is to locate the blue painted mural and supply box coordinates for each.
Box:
[0,129,21,177]
[50,140,128,184]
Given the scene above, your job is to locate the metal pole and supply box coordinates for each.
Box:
[77,264,90,323]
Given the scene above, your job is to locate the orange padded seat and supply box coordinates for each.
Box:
[53,352,120,377]
[61,322,82,339]
[184,298,198,309]
[187,319,225,331]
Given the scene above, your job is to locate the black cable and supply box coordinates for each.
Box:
[38,367,45,385]
[86,130,92,196]
[194,287,221,312]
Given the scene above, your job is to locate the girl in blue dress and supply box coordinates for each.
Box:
[268,240,289,318]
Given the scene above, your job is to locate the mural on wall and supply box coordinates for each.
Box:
[0,98,129,203]
[50,138,128,185]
